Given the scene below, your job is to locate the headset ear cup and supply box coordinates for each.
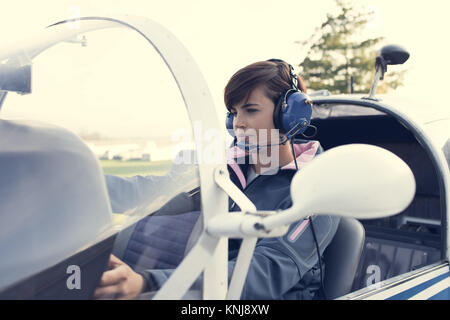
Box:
[226,112,235,137]
[280,91,312,136]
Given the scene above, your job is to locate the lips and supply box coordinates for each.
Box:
[235,130,248,141]
[237,135,255,143]
[235,130,258,144]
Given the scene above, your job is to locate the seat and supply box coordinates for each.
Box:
[111,190,202,271]
[322,217,365,299]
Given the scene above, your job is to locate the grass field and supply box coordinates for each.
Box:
[100,159,173,176]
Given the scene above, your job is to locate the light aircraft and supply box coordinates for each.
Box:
[0,15,448,300]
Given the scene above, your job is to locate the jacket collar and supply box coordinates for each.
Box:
[280,140,320,170]
[226,140,320,189]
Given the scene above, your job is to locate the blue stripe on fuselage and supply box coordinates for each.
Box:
[386,272,449,300]
[428,287,450,300]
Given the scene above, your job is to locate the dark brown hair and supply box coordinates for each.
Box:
[224,60,307,110]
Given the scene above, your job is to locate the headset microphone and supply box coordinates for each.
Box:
[235,139,285,153]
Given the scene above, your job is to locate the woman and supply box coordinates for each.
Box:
[94,60,340,300]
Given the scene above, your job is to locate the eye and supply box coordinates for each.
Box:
[246,108,258,113]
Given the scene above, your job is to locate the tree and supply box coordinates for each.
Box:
[298,0,406,94]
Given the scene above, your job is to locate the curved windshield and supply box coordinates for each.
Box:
[423,118,450,170]
[0,26,202,300]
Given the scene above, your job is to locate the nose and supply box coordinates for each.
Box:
[234,111,246,130]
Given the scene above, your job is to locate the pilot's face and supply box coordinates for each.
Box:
[229,86,278,146]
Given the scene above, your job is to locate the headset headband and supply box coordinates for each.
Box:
[267,58,300,91]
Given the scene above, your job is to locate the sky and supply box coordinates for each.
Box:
[0,0,449,143]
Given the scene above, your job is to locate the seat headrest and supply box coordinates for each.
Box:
[0,119,112,290]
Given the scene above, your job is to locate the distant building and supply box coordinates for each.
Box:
[99,150,110,160]
[84,138,172,162]
[142,153,151,161]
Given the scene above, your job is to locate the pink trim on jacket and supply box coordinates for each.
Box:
[288,219,310,241]
[226,140,320,189]
[226,147,248,189]
[280,141,320,170]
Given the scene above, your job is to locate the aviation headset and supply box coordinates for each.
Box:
[226,58,314,142]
